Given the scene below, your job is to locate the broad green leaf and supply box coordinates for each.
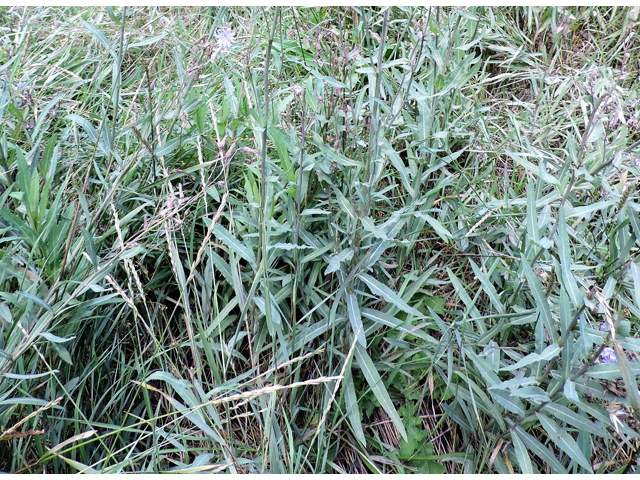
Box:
[354,343,407,441]
[564,380,580,403]
[358,273,421,317]
[536,412,592,472]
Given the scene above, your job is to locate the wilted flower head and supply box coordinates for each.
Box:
[597,346,617,364]
[214,27,235,50]
[293,85,302,96]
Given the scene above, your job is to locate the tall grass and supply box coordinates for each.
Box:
[1,6,640,473]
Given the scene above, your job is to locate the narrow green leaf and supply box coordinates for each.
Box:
[344,368,366,446]
[513,425,567,474]
[612,341,640,416]
[325,248,353,275]
[490,388,524,416]
[565,199,616,219]
[0,397,61,407]
[511,386,549,402]
[145,371,223,443]
[14,291,53,312]
[557,208,580,308]
[526,178,540,244]
[511,429,535,474]
[79,19,117,58]
[541,402,609,438]
[536,412,592,472]
[213,224,257,270]
[361,308,431,341]
[506,150,559,187]
[346,293,366,347]
[631,262,640,312]
[358,273,421,317]
[334,189,356,221]
[254,296,282,325]
[354,343,407,441]
[522,261,556,342]
[469,259,504,314]
[586,362,640,380]
[501,343,560,372]
[39,332,75,344]
[381,140,414,197]
[58,456,100,474]
[414,212,451,241]
[81,226,98,270]
[2,371,57,380]
[446,268,485,333]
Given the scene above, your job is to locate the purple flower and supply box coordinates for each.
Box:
[597,346,617,364]
[600,322,608,331]
[214,27,235,50]
[293,85,302,96]
[635,158,640,167]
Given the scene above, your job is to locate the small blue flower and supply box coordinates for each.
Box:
[214,27,235,50]
[600,322,608,331]
[293,85,302,96]
[635,158,640,167]
[16,81,26,90]
[597,346,617,364]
